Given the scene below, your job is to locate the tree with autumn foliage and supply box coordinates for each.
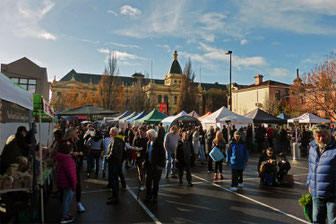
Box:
[176,59,200,113]
[290,53,336,121]
[128,81,155,113]
[204,88,227,113]
[96,52,125,112]
[51,83,97,111]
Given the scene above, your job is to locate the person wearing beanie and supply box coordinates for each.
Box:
[226,130,249,192]
[307,124,336,223]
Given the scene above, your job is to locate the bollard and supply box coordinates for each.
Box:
[292,142,300,160]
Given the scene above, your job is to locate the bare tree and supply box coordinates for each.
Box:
[97,51,125,111]
[176,59,200,113]
[128,82,156,112]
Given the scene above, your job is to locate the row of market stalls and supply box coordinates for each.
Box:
[106,104,332,132]
[0,72,55,223]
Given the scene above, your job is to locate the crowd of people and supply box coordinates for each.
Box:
[2,121,336,223]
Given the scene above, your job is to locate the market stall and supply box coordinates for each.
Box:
[133,109,167,125]
[126,111,147,124]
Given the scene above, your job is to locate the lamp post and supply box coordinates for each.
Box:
[225,50,232,111]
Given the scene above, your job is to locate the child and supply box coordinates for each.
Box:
[277,152,291,183]
[56,140,77,223]
[226,131,249,192]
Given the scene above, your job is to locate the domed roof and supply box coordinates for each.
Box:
[168,51,182,74]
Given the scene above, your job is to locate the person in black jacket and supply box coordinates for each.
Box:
[176,130,193,187]
[143,129,166,203]
[257,148,277,185]
[106,127,125,204]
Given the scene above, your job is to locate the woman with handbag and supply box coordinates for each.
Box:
[212,131,226,180]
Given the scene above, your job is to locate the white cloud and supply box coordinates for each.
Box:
[156,44,171,52]
[0,0,56,40]
[97,49,145,61]
[199,42,267,69]
[236,0,336,35]
[240,39,248,45]
[108,42,140,49]
[107,10,118,16]
[120,5,141,17]
[269,68,291,78]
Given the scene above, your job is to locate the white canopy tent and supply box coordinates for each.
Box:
[118,112,138,129]
[161,110,188,124]
[287,112,330,124]
[201,106,253,130]
[0,72,33,110]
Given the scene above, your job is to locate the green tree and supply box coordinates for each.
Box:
[204,88,227,113]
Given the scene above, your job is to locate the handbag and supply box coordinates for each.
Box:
[209,146,224,162]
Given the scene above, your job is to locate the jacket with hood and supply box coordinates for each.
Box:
[307,140,336,198]
[56,153,77,191]
[227,139,249,170]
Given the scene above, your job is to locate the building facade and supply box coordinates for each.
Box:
[1,57,50,100]
[232,74,290,115]
[51,51,228,114]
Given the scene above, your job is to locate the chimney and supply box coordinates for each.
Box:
[254,74,263,85]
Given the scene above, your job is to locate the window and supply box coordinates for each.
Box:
[11,77,37,94]
[158,95,162,103]
[275,91,280,100]
[174,80,177,83]
[57,92,61,96]
[164,95,168,103]
[174,96,177,104]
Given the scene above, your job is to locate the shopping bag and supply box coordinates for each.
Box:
[209,146,224,162]
[280,174,295,186]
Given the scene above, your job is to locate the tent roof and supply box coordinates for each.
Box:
[115,110,132,120]
[137,109,167,124]
[0,72,33,110]
[287,112,330,124]
[202,106,253,124]
[199,112,211,120]
[126,111,148,124]
[161,110,187,124]
[188,110,200,118]
[244,108,285,124]
[59,105,117,116]
[119,112,138,122]
[277,113,292,120]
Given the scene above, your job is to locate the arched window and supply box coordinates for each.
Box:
[164,95,168,103]
[174,96,177,104]
[158,95,162,103]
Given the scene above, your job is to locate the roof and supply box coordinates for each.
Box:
[59,69,164,85]
[59,105,117,116]
[237,80,290,91]
[58,69,228,90]
[168,60,182,74]
[244,108,285,124]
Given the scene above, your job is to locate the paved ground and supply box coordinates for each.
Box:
[45,154,310,224]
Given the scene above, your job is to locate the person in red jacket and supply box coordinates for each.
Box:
[56,140,77,224]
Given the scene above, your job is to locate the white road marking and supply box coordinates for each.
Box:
[192,174,310,224]
[127,185,162,224]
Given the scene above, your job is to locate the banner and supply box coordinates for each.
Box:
[0,99,30,123]
[43,98,54,117]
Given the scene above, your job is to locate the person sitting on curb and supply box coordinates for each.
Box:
[257,148,277,186]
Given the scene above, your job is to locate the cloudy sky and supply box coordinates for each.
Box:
[1,0,335,85]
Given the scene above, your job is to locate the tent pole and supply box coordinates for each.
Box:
[252,123,255,142]
[39,108,45,223]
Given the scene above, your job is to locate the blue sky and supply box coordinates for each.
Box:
[1,0,336,85]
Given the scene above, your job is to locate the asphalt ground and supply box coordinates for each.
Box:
[45,154,310,224]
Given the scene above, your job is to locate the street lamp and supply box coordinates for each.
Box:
[225,50,232,111]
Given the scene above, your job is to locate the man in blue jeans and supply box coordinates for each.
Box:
[307,125,336,223]
[164,125,180,178]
